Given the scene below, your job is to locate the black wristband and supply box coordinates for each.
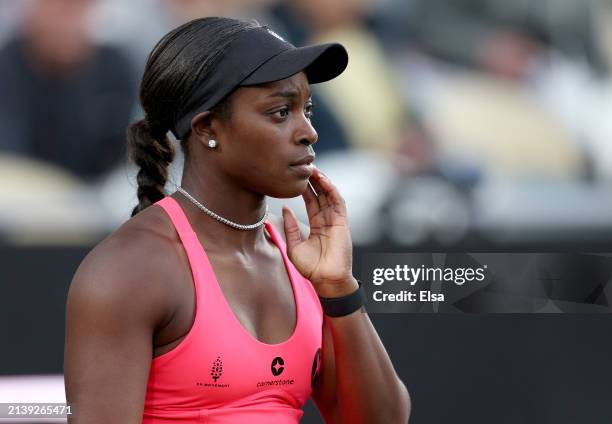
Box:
[318,280,366,317]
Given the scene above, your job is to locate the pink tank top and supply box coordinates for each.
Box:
[143,196,324,423]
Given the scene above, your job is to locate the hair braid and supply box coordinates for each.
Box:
[127,119,175,216]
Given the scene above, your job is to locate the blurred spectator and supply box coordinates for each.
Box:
[369,0,606,181]
[0,0,136,181]
[0,1,26,48]
[404,0,609,79]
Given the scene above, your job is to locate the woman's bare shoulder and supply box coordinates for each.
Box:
[68,204,183,326]
[80,204,177,275]
[64,205,185,418]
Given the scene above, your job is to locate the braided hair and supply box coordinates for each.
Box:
[127,17,260,216]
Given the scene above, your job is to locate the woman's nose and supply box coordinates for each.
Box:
[296,117,318,146]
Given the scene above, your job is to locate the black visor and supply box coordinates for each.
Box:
[171,26,348,140]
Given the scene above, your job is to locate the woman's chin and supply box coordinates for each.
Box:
[267,179,310,199]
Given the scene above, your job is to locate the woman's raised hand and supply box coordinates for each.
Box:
[282,167,358,297]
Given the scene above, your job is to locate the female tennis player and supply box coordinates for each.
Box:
[64,17,410,423]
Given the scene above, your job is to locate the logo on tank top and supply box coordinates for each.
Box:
[311,348,322,388]
[196,355,231,388]
[271,356,285,376]
[211,356,223,381]
[255,356,295,388]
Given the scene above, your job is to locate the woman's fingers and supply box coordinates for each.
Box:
[302,178,321,218]
[300,167,347,231]
[282,206,303,251]
[311,168,346,215]
[308,168,329,209]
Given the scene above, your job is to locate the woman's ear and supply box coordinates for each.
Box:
[191,111,214,141]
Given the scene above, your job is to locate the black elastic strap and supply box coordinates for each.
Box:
[318,280,366,317]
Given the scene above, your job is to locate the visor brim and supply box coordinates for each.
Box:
[240,43,348,86]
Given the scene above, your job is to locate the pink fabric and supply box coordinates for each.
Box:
[143,196,323,423]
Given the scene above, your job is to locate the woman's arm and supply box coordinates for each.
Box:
[313,291,411,423]
[283,168,411,423]
[64,232,174,423]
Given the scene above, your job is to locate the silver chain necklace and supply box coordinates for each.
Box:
[176,186,269,231]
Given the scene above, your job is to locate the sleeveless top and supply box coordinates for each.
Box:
[142,196,324,423]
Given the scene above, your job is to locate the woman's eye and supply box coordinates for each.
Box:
[273,108,289,119]
[304,103,314,119]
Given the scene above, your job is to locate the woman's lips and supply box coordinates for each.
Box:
[289,163,314,178]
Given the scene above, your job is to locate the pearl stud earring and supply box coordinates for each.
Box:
[208,139,217,149]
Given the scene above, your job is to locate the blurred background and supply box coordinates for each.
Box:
[1,0,612,423]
